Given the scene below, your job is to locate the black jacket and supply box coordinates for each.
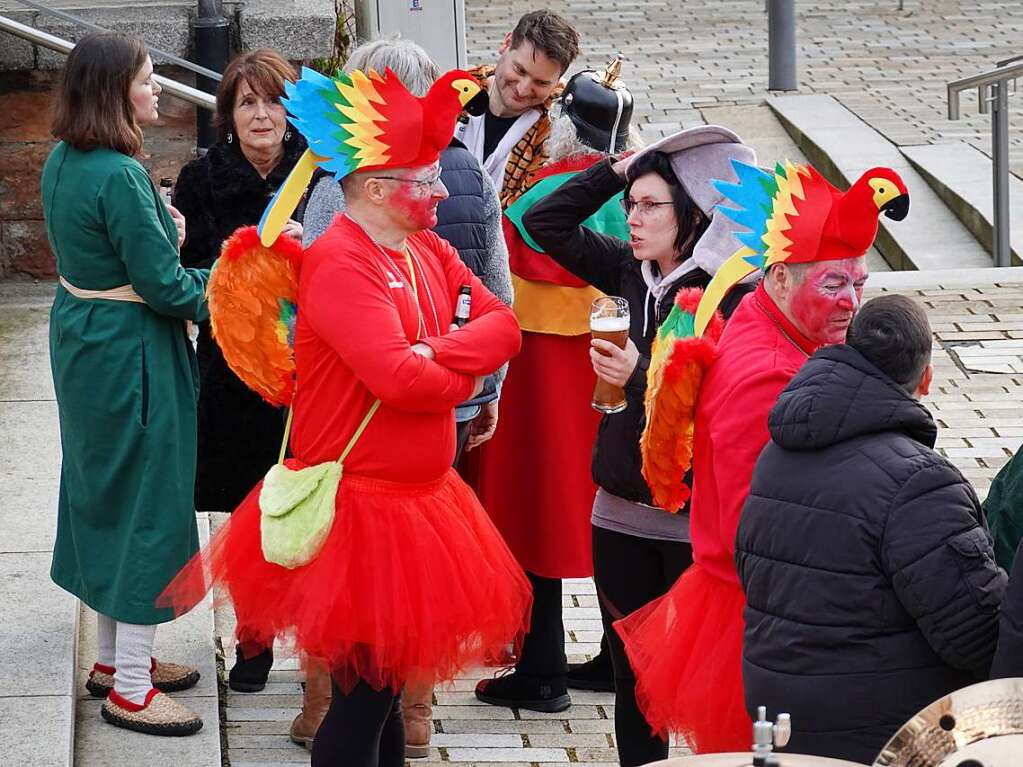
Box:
[435,139,490,281]
[434,139,500,407]
[173,135,308,510]
[523,159,745,504]
[992,537,1023,678]
[736,344,1007,764]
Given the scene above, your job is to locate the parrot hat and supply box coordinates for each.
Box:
[624,126,759,279]
[256,65,489,246]
[692,159,911,335]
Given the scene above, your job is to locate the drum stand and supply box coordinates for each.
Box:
[751,706,791,767]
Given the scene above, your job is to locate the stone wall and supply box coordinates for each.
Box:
[0,68,199,280]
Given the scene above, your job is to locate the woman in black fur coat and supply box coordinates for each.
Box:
[174,49,307,513]
[172,49,307,691]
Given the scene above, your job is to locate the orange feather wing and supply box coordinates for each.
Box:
[208,226,302,407]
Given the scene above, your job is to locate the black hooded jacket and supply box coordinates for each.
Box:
[736,344,1006,764]
[523,159,747,504]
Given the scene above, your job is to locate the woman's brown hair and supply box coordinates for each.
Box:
[51,33,148,156]
[216,49,298,143]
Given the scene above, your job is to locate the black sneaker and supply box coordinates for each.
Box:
[567,653,615,692]
[475,669,571,713]
[228,645,273,692]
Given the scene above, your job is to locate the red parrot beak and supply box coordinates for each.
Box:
[881,193,910,221]
[464,90,488,117]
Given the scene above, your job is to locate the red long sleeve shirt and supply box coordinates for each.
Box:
[689,284,819,584]
[290,214,521,483]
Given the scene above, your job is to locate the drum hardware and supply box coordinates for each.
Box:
[751,705,792,766]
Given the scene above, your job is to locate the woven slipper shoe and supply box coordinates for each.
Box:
[85,663,116,698]
[151,659,200,693]
[86,659,200,698]
[101,689,203,736]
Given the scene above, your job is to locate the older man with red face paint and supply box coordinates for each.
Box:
[615,162,909,754]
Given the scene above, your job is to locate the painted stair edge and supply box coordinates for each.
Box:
[900,142,1022,266]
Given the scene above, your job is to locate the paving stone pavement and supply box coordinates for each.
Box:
[463,0,1023,175]
[217,271,1023,767]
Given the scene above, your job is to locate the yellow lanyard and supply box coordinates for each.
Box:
[403,246,425,340]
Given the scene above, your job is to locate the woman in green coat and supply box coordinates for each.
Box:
[42,33,209,736]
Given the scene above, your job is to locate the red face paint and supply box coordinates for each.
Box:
[386,164,448,231]
[788,257,869,346]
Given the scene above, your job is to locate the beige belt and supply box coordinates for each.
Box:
[59,276,145,304]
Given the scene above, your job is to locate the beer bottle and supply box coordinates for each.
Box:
[453,285,472,327]
[159,177,174,208]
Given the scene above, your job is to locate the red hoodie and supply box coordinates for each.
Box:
[690,283,819,584]
[290,214,521,483]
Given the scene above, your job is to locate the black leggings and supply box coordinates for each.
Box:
[311,677,404,767]
[592,524,693,767]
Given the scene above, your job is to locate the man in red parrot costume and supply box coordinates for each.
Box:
[161,66,535,764]
[614,159,911,752]
[472,60,635,708]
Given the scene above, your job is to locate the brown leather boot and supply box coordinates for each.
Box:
[401,683,434,759]
[289,659,332,749]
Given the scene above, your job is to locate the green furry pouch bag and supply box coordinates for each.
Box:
[259,400,379,569]
[259,460,344,569]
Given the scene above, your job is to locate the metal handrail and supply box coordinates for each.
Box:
[947,58,1020,267]
[947,59,1022,120]
[0,14,216,111]
[11,0,222,82]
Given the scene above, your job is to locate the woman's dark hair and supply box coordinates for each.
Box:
[625,151,709,263]
[847,294,932,394]
[215,49,298,142]
[51,33,148,156]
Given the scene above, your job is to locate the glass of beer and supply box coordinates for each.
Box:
[590,296,630,414]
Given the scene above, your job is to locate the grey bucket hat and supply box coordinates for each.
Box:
[626,125,757,275]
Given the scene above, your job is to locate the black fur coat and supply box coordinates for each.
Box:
[173,134,307,510]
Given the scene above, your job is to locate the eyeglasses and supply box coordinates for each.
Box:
[373,173,445,190]
[621,198,674,216]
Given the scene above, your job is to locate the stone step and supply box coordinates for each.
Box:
[767,93,992,272]
[73,514,221,767]
[699,102,890,272]
[900,141,1023,266]
[0,285,75,767]
[0,0,334,72]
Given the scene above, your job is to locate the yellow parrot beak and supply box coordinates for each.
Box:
[453,77,488,116]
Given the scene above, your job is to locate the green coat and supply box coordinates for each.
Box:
[42,143,210,624]
[984,444,1023,572]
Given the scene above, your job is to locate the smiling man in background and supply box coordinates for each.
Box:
[457,9,579,207]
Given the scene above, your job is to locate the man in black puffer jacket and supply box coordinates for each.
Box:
[736,295,1007,764]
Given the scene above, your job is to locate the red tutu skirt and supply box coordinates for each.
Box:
[614,563,750,753]
[160,465,532,692]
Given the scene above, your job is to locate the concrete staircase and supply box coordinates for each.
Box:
[0,284,221,767]
[0,0,335,71]
[0,285,75,767]
[768,94,994,271]
[901,141,1023,266]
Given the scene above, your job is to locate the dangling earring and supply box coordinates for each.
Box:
[284,129,292,142]
[226,132,233,144]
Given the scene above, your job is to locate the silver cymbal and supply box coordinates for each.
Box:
[873,678,1023,766]
[645,753,866,766]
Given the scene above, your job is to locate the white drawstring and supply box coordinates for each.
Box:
[643,286,653,337]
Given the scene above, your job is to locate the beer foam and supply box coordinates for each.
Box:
[591,316,630,332]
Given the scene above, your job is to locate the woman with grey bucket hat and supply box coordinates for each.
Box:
[520,125,757,766]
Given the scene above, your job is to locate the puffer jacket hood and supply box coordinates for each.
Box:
[769,343,936,452]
